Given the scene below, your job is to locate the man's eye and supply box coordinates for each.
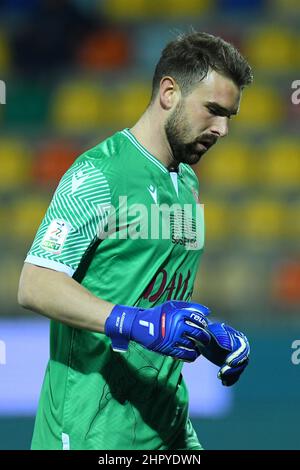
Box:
[208,108,232,120]
[208,107,218,116]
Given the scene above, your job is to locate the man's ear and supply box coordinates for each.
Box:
[159,76,180,110]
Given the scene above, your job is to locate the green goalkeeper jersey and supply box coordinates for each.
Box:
[26,129,205,450]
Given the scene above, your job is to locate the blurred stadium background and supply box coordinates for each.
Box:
[0,0,299,450]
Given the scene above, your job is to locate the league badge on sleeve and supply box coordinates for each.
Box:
[40,219,72,254]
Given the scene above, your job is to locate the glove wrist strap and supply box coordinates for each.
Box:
[105,305,138,352]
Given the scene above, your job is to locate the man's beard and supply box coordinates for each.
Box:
[165,101,216,165]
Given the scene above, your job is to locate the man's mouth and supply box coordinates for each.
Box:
[196,136,217,151]
[194,142,208,152]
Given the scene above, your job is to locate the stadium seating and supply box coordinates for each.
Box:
[105,0,212,20]
[259,140,300,190]
[11,195,49,241]
[237,200,285,240]
[0,31,10,74]
[115,81,151,125]
[77,29,131,70]
[236,85,284,128]
[51,81,109,130]
[197,141,254,190]
[271,260,300,305]
[33,140,80,187]
[202,200,234,241]
[5,81,50,126]
[0,138,32,189]
[244,27,295,71]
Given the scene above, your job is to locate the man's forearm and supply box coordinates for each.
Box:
[18,263,114,332]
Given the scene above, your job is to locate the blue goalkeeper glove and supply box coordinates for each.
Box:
[200,322,250,386]
[105,300,211,362]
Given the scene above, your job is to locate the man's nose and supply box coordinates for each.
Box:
[210,116,229,138]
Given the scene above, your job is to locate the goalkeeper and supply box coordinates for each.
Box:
[18,31,252,450]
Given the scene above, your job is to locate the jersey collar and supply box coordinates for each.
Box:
[121,128,169,174]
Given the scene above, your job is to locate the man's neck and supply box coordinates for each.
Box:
[129,109,178,170]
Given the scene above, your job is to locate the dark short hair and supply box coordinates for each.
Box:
[151,31,253,101]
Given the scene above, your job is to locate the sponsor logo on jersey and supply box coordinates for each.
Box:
[170,208,198,248]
